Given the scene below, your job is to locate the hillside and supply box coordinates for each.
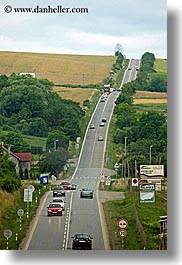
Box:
[0,51,115,85]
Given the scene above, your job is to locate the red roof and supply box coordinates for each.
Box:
[14,152,32,162]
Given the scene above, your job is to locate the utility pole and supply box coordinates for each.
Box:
[150,145,153,164]
[124,137,128,157]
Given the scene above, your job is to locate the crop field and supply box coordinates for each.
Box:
[133,90,167,104]
[0,51,115,85]
[53,86,99,107]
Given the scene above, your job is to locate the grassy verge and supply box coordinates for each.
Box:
[0,182,50,250]
[102,189,167,250]
[105,114,123,170]
[114,59,129,89]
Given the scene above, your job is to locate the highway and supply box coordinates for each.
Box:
[23,59,140,250]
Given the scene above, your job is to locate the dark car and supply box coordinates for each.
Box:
[60,182,71,190]
[53,186,65,197]
[72,233,93,250]
[47,203,63,216]
[80,188,94,199]
[101,118,107,123]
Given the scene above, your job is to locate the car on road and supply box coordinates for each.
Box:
[60,182,71,190]
[72,233,93,250]
[101,118,107,123]
[80,188,94,198]
[47,203,63,216]
[99,122,105,127]
[52,186,65,197]
[70,183,77,190]
[89,123,95,129]
[117,88,122,91]
[52,198,65,210]
[98,136,104,141]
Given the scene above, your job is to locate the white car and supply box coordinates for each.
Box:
[89,124,95,129]
[100,122,105,127]
[52,198,66,210]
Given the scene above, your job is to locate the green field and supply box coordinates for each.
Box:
[23,135,47,151]
[154,59,167,73]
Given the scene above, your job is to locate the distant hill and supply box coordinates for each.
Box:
[0,51,115,85]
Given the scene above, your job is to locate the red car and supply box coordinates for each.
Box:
[47,203,63,216]
[60,182,71,190]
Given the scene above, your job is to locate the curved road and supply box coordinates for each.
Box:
[22,59,140,250]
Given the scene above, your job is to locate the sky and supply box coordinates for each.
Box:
[0,0,167,59]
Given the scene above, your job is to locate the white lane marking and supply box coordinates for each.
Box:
[62,192,74,250]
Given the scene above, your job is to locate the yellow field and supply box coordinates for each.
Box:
[53,86,99,107]
[133,90,167,104]
[0,51,115,85]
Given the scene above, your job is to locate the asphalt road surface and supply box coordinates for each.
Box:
[22,59,139,250]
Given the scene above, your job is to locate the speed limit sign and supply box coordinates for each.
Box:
[118,218,128,229]
[4,229,12,239]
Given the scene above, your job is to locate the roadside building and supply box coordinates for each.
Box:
[14,152,32,171]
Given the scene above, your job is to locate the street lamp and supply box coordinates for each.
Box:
[149,145,153,164]
[54,140,59,151]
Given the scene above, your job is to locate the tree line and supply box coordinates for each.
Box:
[0,74,85,152]
[0,73,86,191]
[136,52,167,92]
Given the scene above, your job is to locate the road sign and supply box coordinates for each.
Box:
[118,229,127,238]
[4,229,12,239]
[28,185,35,192]
[24,188,33,202]
[17,209,24,217]
[105,179,111,185]
[132,178,139,186]
[118,218,128,229]
[106,176,111,181]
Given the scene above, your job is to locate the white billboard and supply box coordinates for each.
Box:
[140,165,164,176]
[24,189,33,202]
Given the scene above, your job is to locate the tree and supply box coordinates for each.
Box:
[114,103,137,129]
[40,149,69,175]
[0,74,8,90]
[27,117,48,137]
[115,43,123,56]
[3,131,30,152]
[148,76,167,92]
[46,130,69,151]
[136,111,166,140]
[0,146,21,192]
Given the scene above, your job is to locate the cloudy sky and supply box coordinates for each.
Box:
[0,0,167,58]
